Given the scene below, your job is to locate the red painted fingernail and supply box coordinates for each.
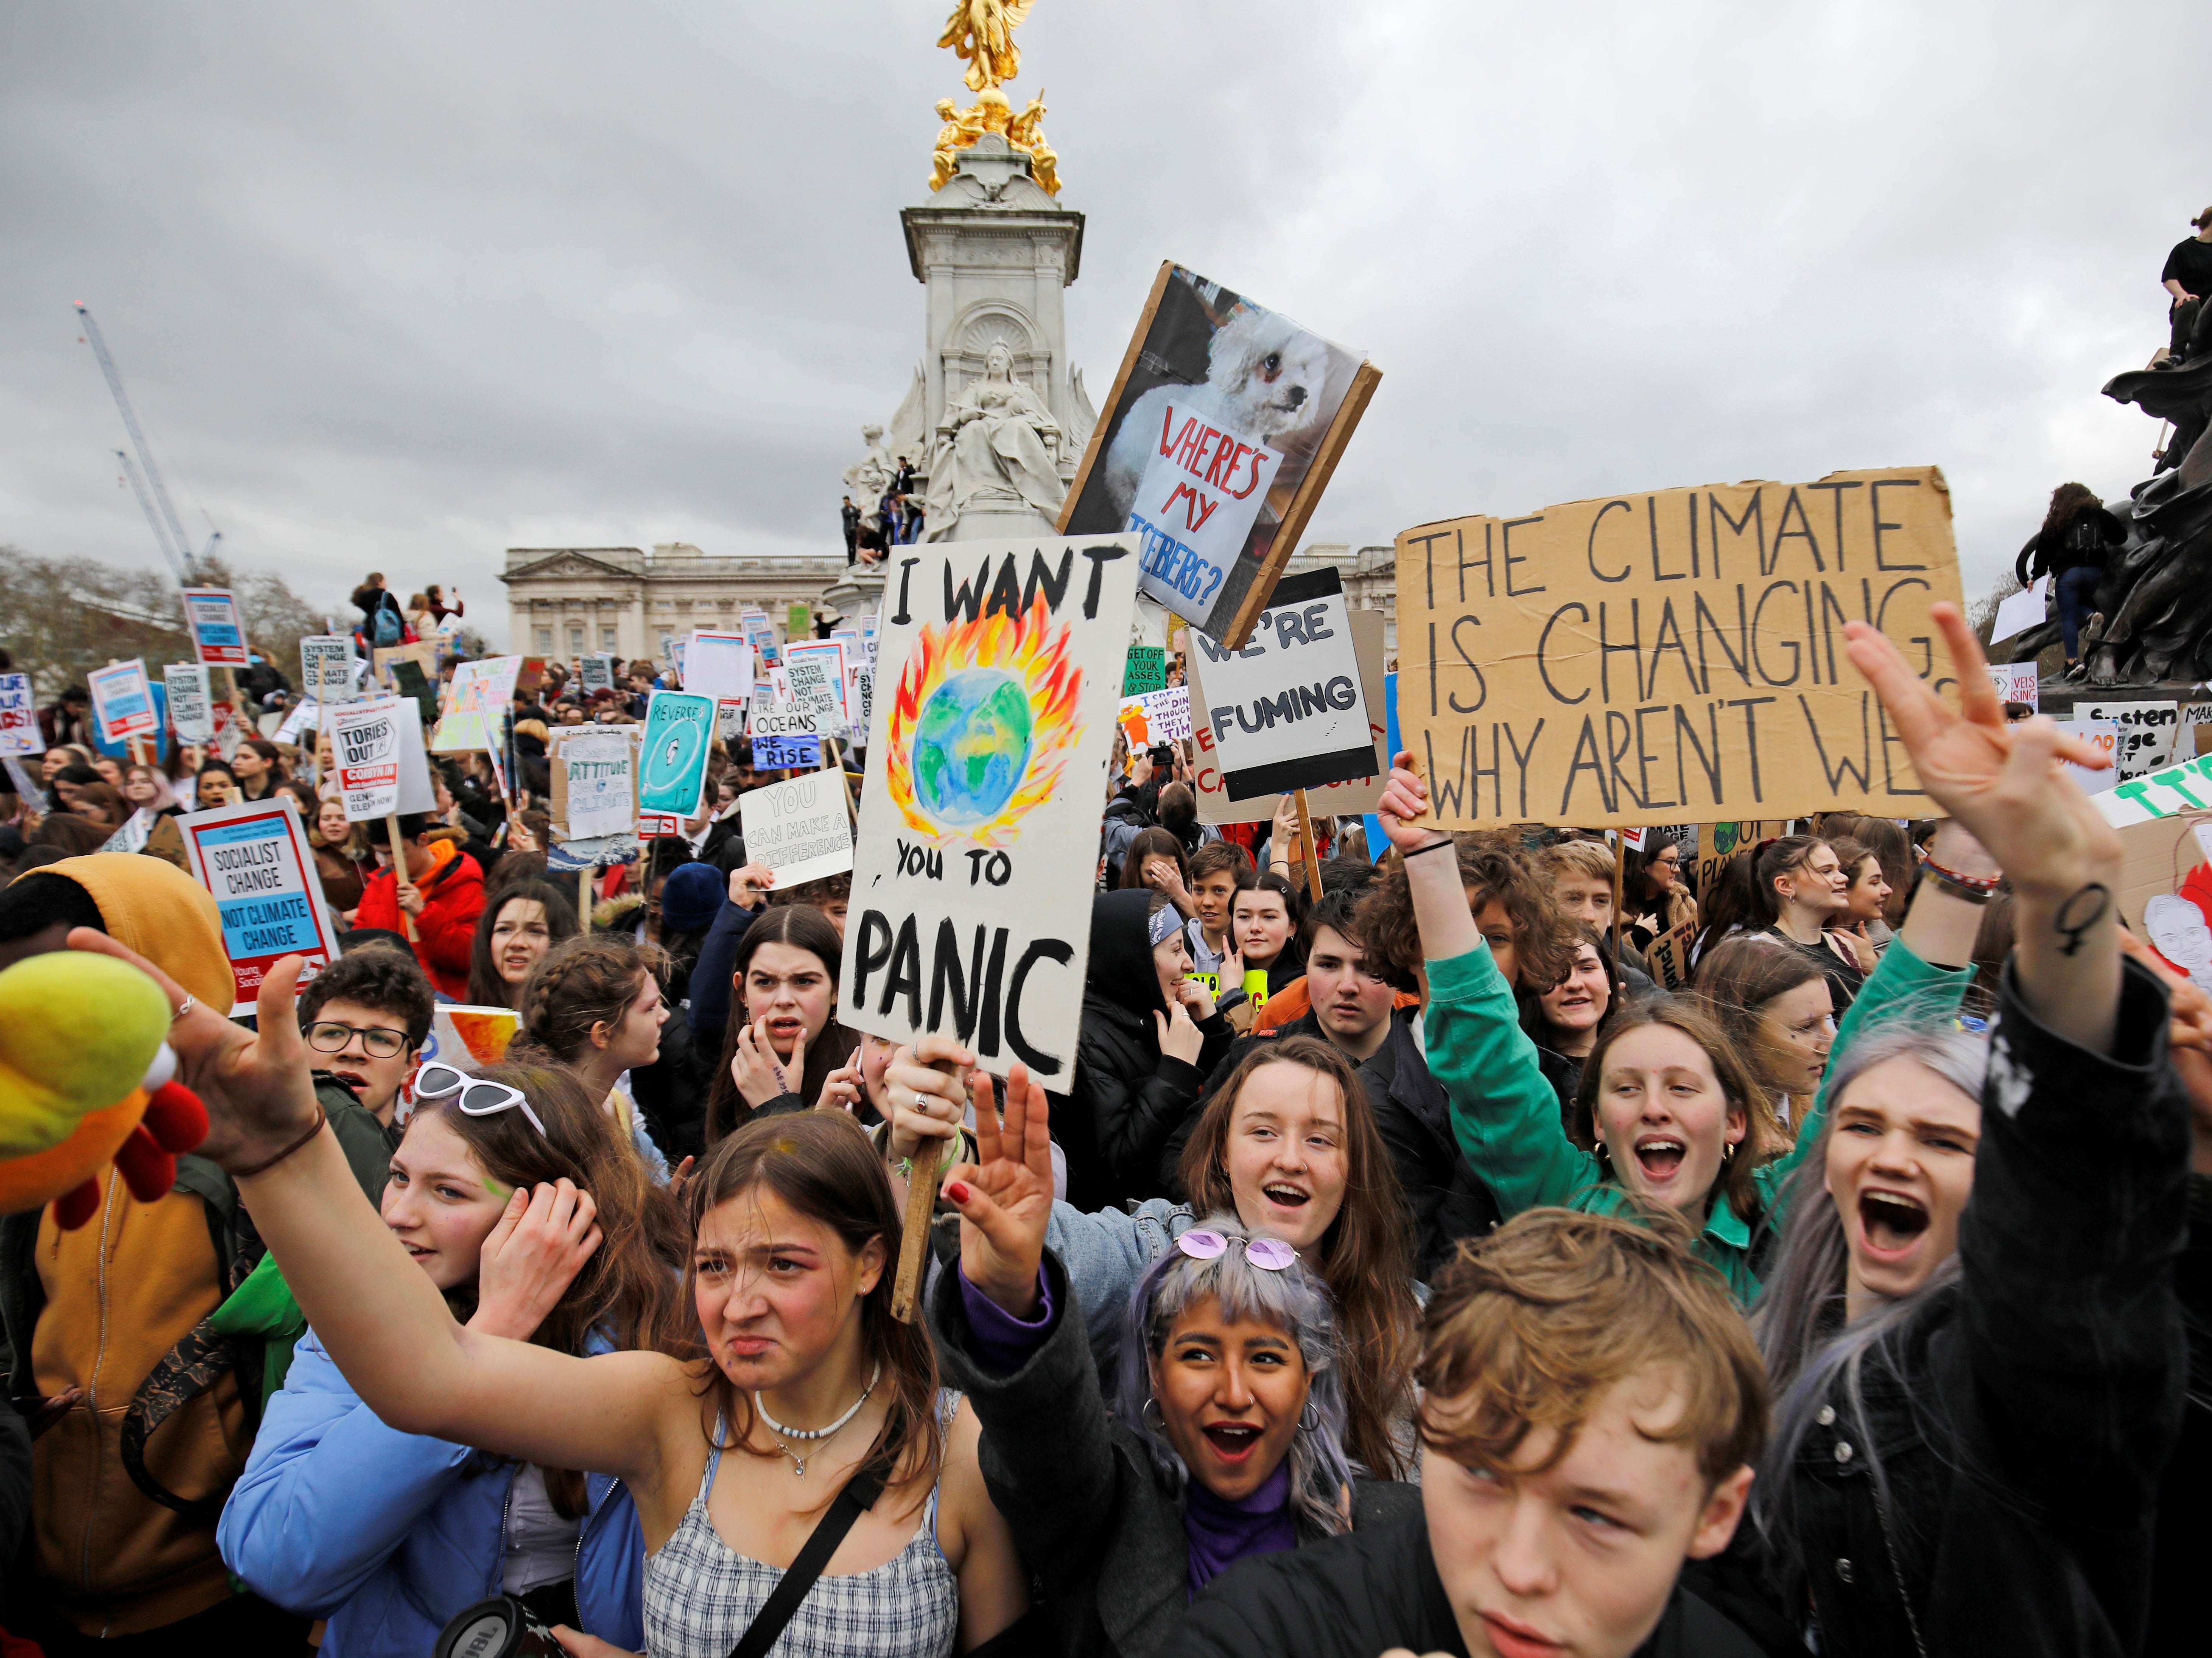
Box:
[945,1181,970,1203]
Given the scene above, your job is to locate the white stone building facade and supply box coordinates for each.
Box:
[501,542,847,661]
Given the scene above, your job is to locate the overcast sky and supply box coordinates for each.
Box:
[2,1,2202,644]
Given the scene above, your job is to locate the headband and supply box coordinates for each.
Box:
[1147,905,1184,948]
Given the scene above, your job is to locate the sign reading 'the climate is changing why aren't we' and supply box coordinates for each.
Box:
[180,797,341,1011]
[1395,468,1967,829]
[842,536,1140,1078]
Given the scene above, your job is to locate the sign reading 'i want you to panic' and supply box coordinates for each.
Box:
[1394,468,1966,830]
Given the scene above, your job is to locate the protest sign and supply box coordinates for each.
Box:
[744,609,780,666]
[87,659,159,744]
[1118,685,1193,748]
[179,797,340,1011]
[842,534,1141,1077]
[750,733,822,769]
[785,641,851,727]
[549,727,637,841]
[786,603,812,640]
[433,656,520,755]
[163,665,213,743]
[388,657,440,729]
[274,699,319,746]
[748,706,826,740]
[1991,578,2047,643]
[100,810,157,855]
[1644,918,1699,990]
[300,635,356,707]
[785,653,846,729]
[419,1006,521,1075]
[1185,607,1388,824]
[851,664,876,741]
[683,630,755,706]
[578,654,615,697]
[2185,701,2212,755]
[638,691,715,819]
[328,696,405,820]
[2075,700,2179,782]
[1693,820,1780,903]
[371,638,437,693]
[181,588,249,667]
[1123,645,1166,695]
[1186,567,1371,798]
[3,757,40,801]
[740,773,855,888]
[1060,263,1381,646]
[1395,467,1968,830]
[2053,719,2120,796]
[0,674,41,757]
[1986,661,2039,713]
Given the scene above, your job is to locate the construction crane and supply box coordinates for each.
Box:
[75,300,201,587]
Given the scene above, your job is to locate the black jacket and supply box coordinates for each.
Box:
[2014,505,2125,587]
[2147,1171,2212,1654]
[1054,891,1231,1212]
[1161,1506,1798,1658]
[931,1249,1420,1658]
[1175,1008,1499,1278]
[1759,957,2190,1657]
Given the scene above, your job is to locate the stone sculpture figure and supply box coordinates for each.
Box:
[924,342,1065,539]
[842,424,896,538]
[2005,336,2212,685]
[939,0,1035,92]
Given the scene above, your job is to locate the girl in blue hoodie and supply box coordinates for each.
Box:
[219,1063,693,1655]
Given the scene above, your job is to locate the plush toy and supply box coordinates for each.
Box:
[0,952,209,1227]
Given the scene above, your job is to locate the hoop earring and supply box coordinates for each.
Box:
[1724,1141,1736,1162]
[1592,1137,1609,1166]
[1141,1396,1166,1432]
[1300,1399,1321,1434]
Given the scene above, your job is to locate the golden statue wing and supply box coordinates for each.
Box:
[938,0,1037,92]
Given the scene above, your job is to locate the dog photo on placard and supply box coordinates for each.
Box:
[1063,266,1370,643]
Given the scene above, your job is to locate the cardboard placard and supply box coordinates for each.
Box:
[181,587,249,667]
[329,696,413,820]
[842,535,1141,1077]
[1118,685,1193,747]
[300,636,356,707]
[2074,700,2178,782]
[179,797,341,1012]
[2052,719,2120,796]
[0,673,42,757]
[549,726,637,841]
[739,772,855,888]
[1186,565,1371,798]
[751,733,822,769]
[637,690,715,819]
[1186,609,1389,824]
[163,665,213,744]
[1123,645,1167,696]
[433,656,520,755]
[1693,820,1781,903]
[1058,262,1379,646]
[1395,467,1967,829]
[683,630,755,706]
[1644,918,1698,990]
[87,659,159,743]
[1985,661,2039,713]
[371,638,437,693]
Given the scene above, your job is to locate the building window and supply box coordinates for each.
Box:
[601,626,618,650]
[567,625,585,655]
[535,627,554,652]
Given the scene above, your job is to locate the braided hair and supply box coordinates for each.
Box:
[511,934,667,1067]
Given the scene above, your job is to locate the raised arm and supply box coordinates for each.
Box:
[1375,758,1598,1216]
[68,934,687,1487]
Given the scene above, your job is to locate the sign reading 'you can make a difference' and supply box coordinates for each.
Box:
[1395,467,1966,830]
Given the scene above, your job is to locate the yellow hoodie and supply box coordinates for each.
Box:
[16,855,250,1635]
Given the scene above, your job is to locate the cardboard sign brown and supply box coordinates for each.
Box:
[1693,820,1784,906]
[1395,467,1965,830]
[1644,917,1699,991]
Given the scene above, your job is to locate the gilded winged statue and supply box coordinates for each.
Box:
[939,0,1035,92]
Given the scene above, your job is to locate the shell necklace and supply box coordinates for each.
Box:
[754,1361,881,1478]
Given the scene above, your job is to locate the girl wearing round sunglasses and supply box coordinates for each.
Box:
[219,1062,692,1655]
[929,1066,1417,1658]
[885,1033,1422,1481]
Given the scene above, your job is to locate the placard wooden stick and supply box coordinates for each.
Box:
[890,1144,940,1324]
[385,814,417,942]
[1293,789,1323,903]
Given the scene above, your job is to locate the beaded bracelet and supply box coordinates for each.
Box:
[1923,861,1999,905]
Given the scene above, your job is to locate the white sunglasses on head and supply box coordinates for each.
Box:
[413,1061,545,1135]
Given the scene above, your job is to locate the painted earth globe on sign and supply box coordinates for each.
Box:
[911,668,1033,827]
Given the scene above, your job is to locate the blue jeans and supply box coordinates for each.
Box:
[2056,565,2101,661]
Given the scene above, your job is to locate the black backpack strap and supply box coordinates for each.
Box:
[727,1463,887,1658]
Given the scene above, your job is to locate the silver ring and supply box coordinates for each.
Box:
[171,994,196,1023]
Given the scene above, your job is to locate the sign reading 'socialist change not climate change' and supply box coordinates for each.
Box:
[180,798,341,1012]
[1395,467,1967,830]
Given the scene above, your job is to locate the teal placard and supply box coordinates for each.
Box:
[1123,645,1166,696]
[638,691,716,817]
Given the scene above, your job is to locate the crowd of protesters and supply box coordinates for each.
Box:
[0,598,2204,1658]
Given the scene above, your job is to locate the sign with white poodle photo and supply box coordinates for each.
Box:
[1060,262,1379,648]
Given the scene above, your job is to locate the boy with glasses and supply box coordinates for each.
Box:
[297,947,436,1143]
